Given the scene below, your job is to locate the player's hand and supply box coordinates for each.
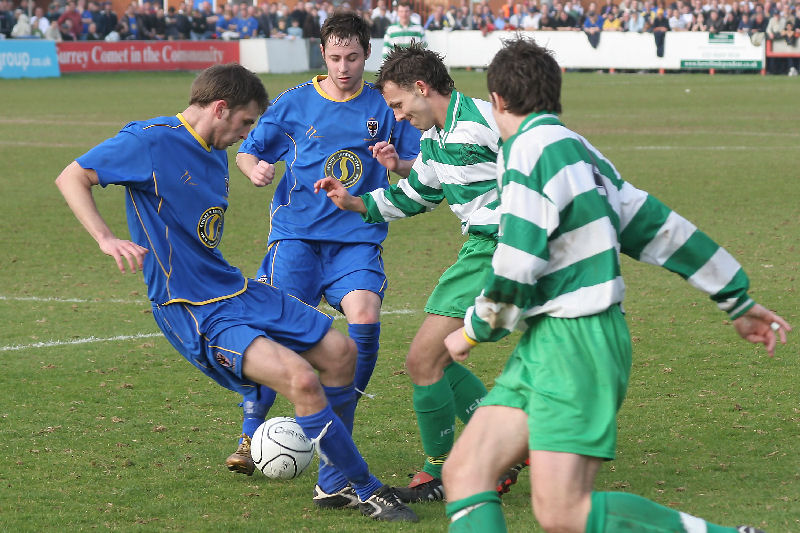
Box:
[445,328,475,362]
[249,160,275,187]
[98,237,148,274]
[370,141,400,172]
[314,177,367,213]
[732,303,791,357]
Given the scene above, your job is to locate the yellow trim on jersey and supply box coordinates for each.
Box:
[267,132,299,234]
[162,278,249,306]
[313,75,364,103]
[128,188,171,281]
[176,112,211,152]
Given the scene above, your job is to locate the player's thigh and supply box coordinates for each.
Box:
[443,405,529,500]
[257,239,324,305]
[301,328,357,386]
[321,242,386,314]
[406,313,464,383]
[241,336,319,395]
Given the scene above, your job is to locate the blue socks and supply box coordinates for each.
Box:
[348,322,380,398]
[296,403,382,501]
[241,386,277,439]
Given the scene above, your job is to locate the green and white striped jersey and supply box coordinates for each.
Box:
[381,22,425,58]
[466,112,753,343]
[361,91,501,238]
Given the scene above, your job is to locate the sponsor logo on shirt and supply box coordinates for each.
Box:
[324,149,363,188]
[197,206,224,248]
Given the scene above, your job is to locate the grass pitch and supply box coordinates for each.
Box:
[1,70,798,532]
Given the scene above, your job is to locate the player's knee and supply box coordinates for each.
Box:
[531,493,584,533]
[405,346,447,382]
[320,331,357,376]
[286,368,325,401]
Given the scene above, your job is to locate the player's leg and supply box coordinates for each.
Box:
[240,298,416,522]
[397,236,494,501]
[339,289,382,398]
[225,386,278,475]
[401,313,464,495]
[224,240,324,473]
[324,242,386,400]
[442,404,528,532]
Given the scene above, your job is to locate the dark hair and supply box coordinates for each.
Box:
[375,43,454,96]
[189,63,268,114]
[319,11,371,55]
[487,37,561,115]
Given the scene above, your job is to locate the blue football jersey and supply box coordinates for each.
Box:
[77,113,247,305]
[239,76,421,246]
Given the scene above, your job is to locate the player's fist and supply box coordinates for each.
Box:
[444,328,474,362]
[249,160,275,187]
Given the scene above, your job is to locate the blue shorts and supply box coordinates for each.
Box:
[152,279,333,402]
[256,240,387,312]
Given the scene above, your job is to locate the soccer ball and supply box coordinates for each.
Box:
[251,416,315,479]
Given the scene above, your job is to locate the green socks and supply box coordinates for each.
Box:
[443,361,487,423]
[413,364,487,478]
[446,491,506,533]
[588,491,745,533]
[413,376,455,478]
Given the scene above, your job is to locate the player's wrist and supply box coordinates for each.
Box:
[462,329,479,347]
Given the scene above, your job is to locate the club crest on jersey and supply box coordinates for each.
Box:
[366,118,379,138]
[197,206,224,248]
[324,149,363,188]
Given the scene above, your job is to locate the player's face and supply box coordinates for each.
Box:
[212,100,260,149]
[381,81,435,131]
[397,4,411,24]
[322,36,367,97]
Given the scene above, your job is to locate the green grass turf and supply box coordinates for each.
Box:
[0,70,798,531]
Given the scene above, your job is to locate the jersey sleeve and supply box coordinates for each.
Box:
[390,119,422,162]
[465,149,557,343]
[360,152,446,223]
[238,106,292,163]
[617,181,753,319]
[76,130,153,188]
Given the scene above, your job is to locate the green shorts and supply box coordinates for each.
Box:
[481,305,632,460]
[424,234,497,318]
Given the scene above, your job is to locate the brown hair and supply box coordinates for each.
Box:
[189,63,268,114]
[487,37,562,115]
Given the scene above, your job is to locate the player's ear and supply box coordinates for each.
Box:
[365,42,371,60]
[490,92,504,112]
[212,99,229,119]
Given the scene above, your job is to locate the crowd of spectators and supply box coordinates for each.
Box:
[1,0,797,72]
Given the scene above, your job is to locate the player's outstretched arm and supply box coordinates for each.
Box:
[235,152,275,187]
[732,303,792,357]
[55,161,149,274]
[313,177,368,213]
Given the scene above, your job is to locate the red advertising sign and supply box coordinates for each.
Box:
[56,41,240,73]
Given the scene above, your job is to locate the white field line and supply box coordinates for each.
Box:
[1,332,163,352]
[1,294,416,352]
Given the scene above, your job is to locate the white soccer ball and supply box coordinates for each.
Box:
[251,416,315,479]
